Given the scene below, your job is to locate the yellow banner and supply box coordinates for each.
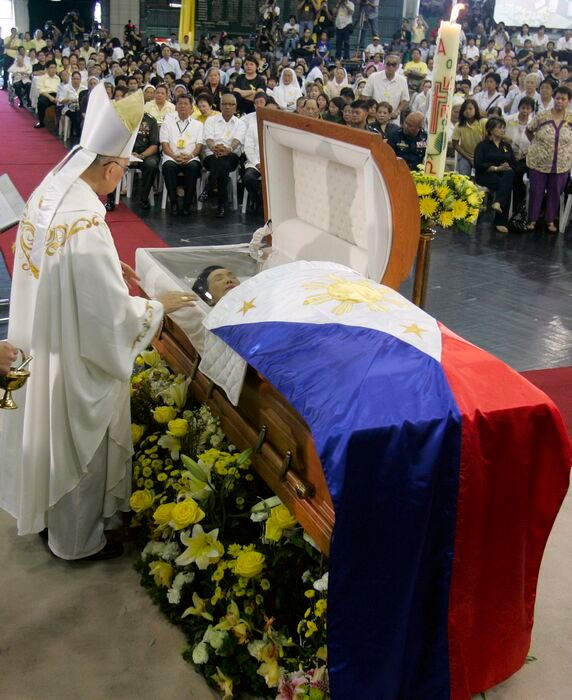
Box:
[178,0,196,47]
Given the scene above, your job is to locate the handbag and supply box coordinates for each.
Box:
[508,201,529,233]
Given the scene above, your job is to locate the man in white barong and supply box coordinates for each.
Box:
[0,84,196,561]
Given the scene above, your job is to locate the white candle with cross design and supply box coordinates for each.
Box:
[424,4,465,179]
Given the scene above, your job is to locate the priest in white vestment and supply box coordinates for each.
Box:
[0,84,195,560]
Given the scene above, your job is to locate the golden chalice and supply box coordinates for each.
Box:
[0,349,32,410]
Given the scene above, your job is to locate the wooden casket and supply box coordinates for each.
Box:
[137,110,571,697]
[137,109,420,554]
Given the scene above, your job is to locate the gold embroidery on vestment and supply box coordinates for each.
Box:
[45,216,103,256]
[132,300,155,350]
[18,218,39,279]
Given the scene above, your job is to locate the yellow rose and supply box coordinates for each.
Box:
[129,489,154,513]
[170,498,205,530]
[265,504,297,542]
[131,424,145,445]
[272,504,297,530]
[234,551,265,579]
[149,560,174,588]
[167,418,189,438]
[153,502,175,526]
[153,406,178,424]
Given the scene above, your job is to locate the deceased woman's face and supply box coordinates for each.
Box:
[208,268,241,304]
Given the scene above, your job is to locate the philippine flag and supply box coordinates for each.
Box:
[204,261,571,700]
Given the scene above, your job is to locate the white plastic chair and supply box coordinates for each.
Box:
[196,168,238,211]
[161,172,202,210]
[58,114,71,142]
[241,188,249,214]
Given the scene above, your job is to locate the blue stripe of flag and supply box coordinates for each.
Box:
[213,321,462,699]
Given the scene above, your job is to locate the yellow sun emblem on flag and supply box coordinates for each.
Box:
[303,276,405,315]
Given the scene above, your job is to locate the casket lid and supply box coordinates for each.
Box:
[256,108,420,291]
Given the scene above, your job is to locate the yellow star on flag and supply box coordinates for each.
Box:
[402,323,426,339]
[238,298,256,316]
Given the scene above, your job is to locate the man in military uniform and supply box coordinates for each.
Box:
[386,111,427,170]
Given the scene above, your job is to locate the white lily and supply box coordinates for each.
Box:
[176,523,224,569]
[157,434,181,460]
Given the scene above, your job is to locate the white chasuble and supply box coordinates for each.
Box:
[0,178,163,535]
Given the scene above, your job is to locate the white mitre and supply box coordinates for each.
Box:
[29,83,144,270]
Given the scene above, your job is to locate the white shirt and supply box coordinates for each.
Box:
[202,114,247,157]
[463,45,480,62]
[335,1,355,30]
[456,73,479,90]
[532,33,548,51]
[57,82,85,112]
[156,56,182,79]
[159,114,204,164]
[244,120,260,171]
[111,46,124,61]
[474,90,505,114]
[505,113,531,159]
[362,70,409,122]
[365,42,383,58]
[8,61,32,84]
[510,90,540,114]
[557,36,572,51]
[497,66,510,82]
[283,21,299,36]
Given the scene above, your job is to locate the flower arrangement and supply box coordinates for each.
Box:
[129,352,330,699]
[412,170,485,232]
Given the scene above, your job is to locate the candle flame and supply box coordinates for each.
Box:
[450,3,465,23]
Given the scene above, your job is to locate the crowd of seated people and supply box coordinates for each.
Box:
[1,3,572,231]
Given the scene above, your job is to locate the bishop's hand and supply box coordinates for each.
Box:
[120,261,141,290]
[157,291,198,314]
[0,341,18,374]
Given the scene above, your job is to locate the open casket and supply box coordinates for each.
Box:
[137,110,421,554]
[137,110,571,697]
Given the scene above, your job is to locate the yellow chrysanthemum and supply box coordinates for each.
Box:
[468,208,480,223]
[451,199,468,219]
[439,210,455,228]
[419,197,438,217]
[416,183,433,196]
[436,186,451,201]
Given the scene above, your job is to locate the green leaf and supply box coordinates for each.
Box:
[181,454,209,482]
[237,448,254,466]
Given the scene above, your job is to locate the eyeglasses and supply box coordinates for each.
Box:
[386,63,399,67]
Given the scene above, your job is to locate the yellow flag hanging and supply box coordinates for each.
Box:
[178,0,196,47]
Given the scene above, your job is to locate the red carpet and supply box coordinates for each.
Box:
[0,92,166,272]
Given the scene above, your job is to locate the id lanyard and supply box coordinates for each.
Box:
[176,119,190,149]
